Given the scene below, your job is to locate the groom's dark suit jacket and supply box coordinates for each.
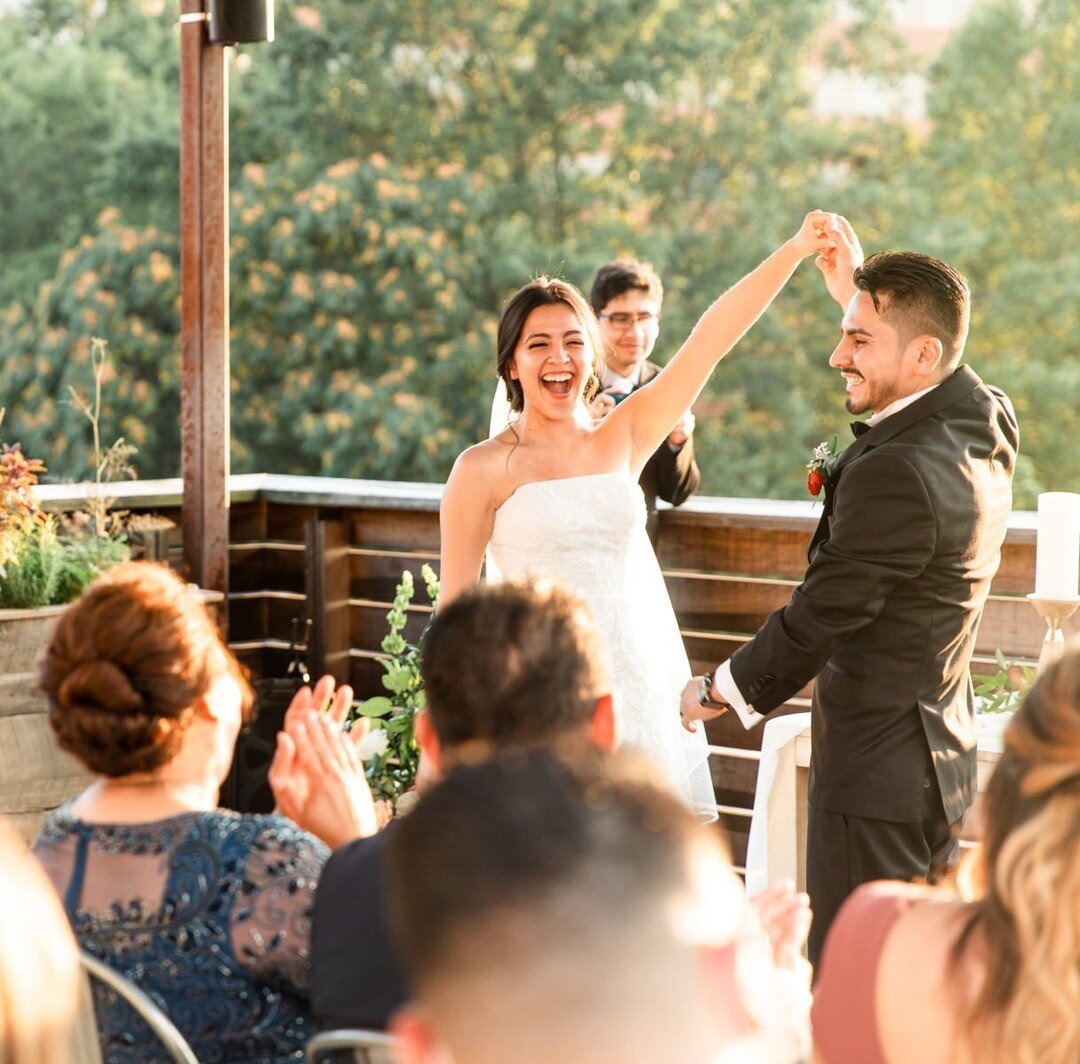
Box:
[730,366,1018,825]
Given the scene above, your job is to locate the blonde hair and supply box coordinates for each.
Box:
[0,821,84,1064]
[951,645,1080,1063]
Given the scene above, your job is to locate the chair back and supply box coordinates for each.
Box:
[305,1027,396,1064]
[78,951,199,1064]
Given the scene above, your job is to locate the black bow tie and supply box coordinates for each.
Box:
[850,421,871,438]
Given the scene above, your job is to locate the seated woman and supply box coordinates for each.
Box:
[0,821,89,1063]
[33,561,371,1064]
[813,645,1080,1064]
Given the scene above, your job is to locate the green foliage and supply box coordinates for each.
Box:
[0,341,132,608]
[352,565,440,804]
[0,3,178,307]
[973,649,1037,715]
[0,0,1076,503]
[227,153,514,479]
[0,218,180,478]
[52,533,130,605]
[0,520,63,609]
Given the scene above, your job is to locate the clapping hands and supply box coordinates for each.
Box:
[268,675,382,849]
[750,880,812,974]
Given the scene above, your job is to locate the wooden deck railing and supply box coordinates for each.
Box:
[41,474,1059,865]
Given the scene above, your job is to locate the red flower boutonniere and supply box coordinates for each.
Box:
[806,436,841,497]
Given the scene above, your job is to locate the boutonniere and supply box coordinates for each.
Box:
[806,436,841,497]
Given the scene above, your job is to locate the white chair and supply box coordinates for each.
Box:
[305,1028,396,1064]
[78,952,198,1064]
[743,711,812,895]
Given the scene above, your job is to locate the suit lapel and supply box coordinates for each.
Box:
[633,361,660,390]
[807,365,982,561]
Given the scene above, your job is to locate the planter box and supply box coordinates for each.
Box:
[0,606,94,842]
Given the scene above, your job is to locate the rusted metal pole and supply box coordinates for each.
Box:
[179,0,230,600]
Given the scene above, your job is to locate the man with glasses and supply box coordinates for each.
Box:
[588,259,700,536]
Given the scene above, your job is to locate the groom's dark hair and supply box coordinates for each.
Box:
[421,580,610,750]
[853,251,971,366]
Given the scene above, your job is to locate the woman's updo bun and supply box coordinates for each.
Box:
[40,561,250,778]
[56,659,144,716]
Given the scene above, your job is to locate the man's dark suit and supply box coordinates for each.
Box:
[310,826,406,1032]
[728,365,1018,962]
[619,361,700,530]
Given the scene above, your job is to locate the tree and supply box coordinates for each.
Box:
[0,3,178,307]
[896,0,1080,504]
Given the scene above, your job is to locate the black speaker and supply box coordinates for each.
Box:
[209,0,274,45]
[222,618,309,813]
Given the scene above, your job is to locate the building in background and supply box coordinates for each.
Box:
[810,0,980,122]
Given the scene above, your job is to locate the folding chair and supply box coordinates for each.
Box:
[78,951,198,1064]
[305,1027,396,1064]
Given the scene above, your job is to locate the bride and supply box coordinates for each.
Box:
[439,212,834,818]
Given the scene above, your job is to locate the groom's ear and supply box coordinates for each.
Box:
[911,334,944,376]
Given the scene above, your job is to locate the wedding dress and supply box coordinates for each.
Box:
[487,470,717,820]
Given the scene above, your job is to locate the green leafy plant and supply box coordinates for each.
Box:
[973,650,1036,715]
[351,565,440,805]
[0,337,133,608]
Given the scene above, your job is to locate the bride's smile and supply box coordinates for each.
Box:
[509,302,596,414]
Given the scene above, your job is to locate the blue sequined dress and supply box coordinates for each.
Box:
[34,807,329,1063]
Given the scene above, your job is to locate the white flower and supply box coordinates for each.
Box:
[356,728,390,762]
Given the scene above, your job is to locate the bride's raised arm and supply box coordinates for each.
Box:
[606,210,835,471]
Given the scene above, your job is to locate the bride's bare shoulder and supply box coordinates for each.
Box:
[449,434,516,488]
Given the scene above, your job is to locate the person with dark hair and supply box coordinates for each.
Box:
[386,749,808,1064]
[32,560,376,1063]
[586,259,700,534]
[308,579,617,1032]
[491,259,701,534]
[682,220,1019,966]
[814,643,1080,1064]
[443,213,836,819]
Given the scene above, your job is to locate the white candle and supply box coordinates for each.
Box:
[1034,492,1080,599]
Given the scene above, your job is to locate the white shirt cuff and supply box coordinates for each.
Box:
[714,661,765,730]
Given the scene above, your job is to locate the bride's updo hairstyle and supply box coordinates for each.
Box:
[950,644,1080,1062]
[496,277,603,415]
[40,561,252,778]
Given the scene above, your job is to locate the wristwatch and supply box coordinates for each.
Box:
[698,670,719,706]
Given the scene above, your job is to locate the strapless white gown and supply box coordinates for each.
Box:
[487,470,716,820]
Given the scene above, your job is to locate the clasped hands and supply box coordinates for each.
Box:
[801,210,864,307]
[267,675,385,849]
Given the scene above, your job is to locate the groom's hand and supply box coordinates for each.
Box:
[679,675,730,733]
[815,214,863,307]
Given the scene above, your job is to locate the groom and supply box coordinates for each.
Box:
[681,224,1019,965]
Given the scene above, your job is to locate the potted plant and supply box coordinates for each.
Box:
[0,338,139,838]
[351,565,440,810]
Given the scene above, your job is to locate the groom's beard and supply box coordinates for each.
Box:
[843,373,902,417]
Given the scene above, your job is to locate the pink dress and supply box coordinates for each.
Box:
[812,881,936,1064]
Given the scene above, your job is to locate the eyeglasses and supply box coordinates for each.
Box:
[598,311,660,331]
